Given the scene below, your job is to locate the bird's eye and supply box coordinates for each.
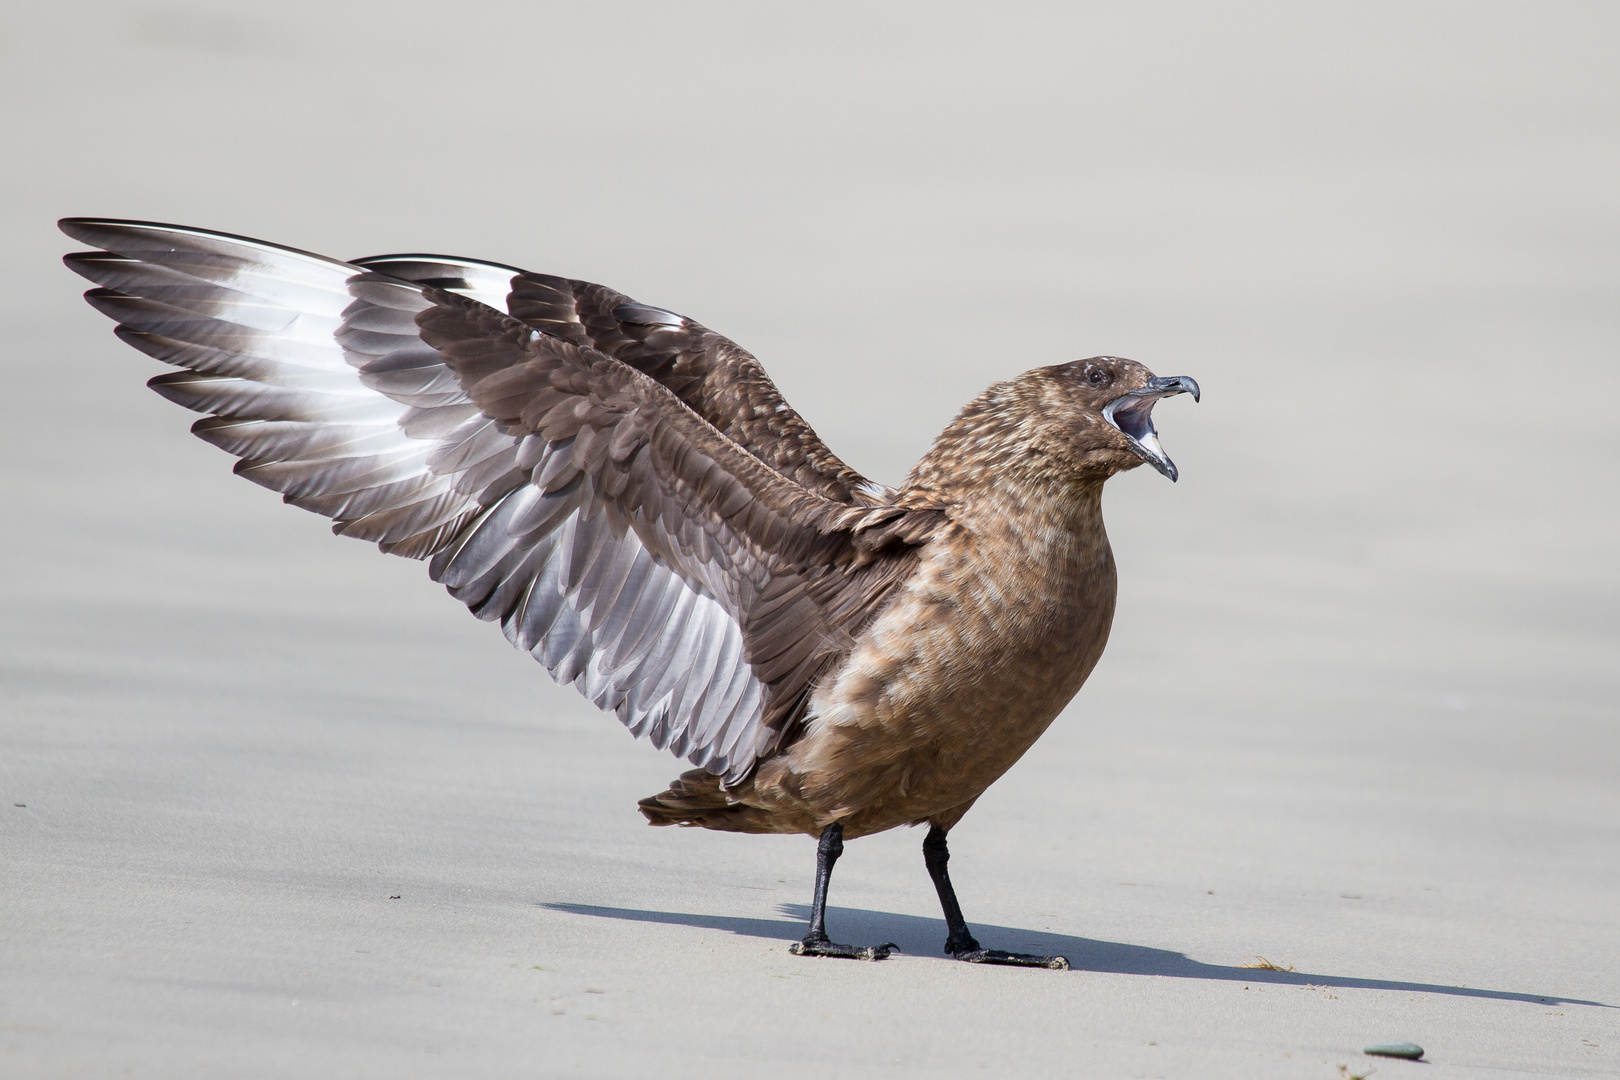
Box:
[1087,368,1108,387]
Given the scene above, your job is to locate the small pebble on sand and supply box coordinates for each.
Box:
[1364,1042,1424,1060]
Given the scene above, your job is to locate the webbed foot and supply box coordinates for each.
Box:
[949,946,1069,969]
[945,930,1068,969]
[790,933,896,961]
[925,825,1070,971]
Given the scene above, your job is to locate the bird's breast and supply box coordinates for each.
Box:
[776,497,1118,833]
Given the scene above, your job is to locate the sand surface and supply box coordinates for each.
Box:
[2,3,1617,1077]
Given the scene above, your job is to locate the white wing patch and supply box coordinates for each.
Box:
[63,220,770,781]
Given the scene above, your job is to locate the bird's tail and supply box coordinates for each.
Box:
[638,769,781,832]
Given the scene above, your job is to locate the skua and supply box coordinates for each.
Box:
[62,218,1197,967]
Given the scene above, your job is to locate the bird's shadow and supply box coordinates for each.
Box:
[542,901,1611,1008]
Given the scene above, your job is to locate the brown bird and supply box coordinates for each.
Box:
[61,218,1197,969]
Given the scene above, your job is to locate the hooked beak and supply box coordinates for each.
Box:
[1101,375,1200,481]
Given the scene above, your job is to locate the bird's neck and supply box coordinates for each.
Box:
[945,468,1110,564]
[902,420,1113,552]
[899,380,1115,533]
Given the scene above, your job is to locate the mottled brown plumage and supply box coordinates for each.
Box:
[636,361,1164,839]
[61,217,1197,966]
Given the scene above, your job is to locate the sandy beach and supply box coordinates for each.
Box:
[2,3,1616,1076]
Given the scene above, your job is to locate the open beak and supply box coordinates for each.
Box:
[1101,375,1200,481]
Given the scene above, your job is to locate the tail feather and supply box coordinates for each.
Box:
[638,769,780,832]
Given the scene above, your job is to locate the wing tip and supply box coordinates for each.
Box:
[57,216,353,271]
[59,215,180,241]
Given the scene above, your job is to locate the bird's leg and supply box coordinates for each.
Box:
[923,825,1069,970]
[788,823,895,961]
[922,824,980,953]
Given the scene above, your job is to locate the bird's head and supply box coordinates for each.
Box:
[1024,356,1200,482]
[903,356,1200,502]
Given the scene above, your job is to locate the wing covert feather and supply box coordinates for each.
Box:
[356,254,892,505]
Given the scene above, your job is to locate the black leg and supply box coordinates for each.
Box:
[922,824,980,952]
[789,823,895,961]
[923,825,1069,970]
[802,821,842,946]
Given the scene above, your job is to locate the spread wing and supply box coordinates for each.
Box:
[60,218,941,782]
[352,254,895,505]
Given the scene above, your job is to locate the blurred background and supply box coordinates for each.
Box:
[2,3,1616,1077]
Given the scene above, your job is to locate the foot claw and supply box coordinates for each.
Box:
[951,947,1069,970]
[791,938,897,961]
